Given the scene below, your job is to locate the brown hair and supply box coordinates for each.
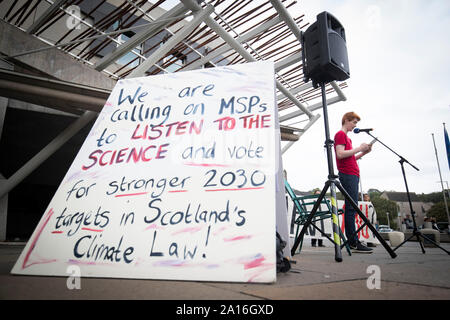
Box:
[341,111,361,125]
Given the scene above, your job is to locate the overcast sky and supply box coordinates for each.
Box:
[282,0,450,195]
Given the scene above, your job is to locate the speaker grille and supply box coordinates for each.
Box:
[329,33,349,77]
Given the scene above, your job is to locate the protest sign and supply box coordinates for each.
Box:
[12,61,285,283]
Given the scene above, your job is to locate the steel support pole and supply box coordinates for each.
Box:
[127,5,214,78]
[0,111,97,199]
[181,0,314,119]
[94,3,189,71]
[276,83,314,118]
[281,141,296,154]
[269,0,347,115]
[0,99,7,241]
[279,96,342,123]
[281,114,320,154]
[274,52,303,72]
[27,0,69,34]
[0,61,12,241]
[0,173,7,241]
[269,0,303,43]
[183,15,283,71]
[276,81,312,101]
[432,132,450,231]
[330,81,347,101]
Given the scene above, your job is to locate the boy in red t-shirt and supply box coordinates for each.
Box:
[334,112,373,253]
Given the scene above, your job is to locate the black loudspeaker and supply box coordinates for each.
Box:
[301,11,350,86]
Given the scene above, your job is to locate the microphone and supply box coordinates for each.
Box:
[353,128,373,133]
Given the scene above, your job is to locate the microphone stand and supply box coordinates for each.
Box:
[365,132,449,255]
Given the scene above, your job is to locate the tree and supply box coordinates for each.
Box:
[369,192,398,229]
[427,201,449,222]
[417,192,447,204]
[368,188,381,195]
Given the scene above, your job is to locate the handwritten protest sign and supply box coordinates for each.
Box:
[12,61,284,283]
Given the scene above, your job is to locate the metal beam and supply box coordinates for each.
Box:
[0,111,97,199]
[330,81,347,101]
[0,174,7,241]
[268,0,347,119]
[27,0,69,34]
[276,82,313,118]
[125,0,209,69]
[183,15,283,71]
[269,0,303,43]
[181,0,314,119]
[0,60,9,142]
[274,52,302,72]
[276,81,312,101]
[9,21,162,60]
[181,0,255,58]
[279,95,342,122]
[281,113,321,154]
[94,2,189,71]
[127,4,214,78]
[0,69,110,114]
[281,141,296,154]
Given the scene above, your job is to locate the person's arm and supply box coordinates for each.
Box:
[335,143,370,160]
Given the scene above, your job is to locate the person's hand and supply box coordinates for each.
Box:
[359,143,370,152]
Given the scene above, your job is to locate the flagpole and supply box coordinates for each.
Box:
[431,131,450,232]
[445,122,450,170]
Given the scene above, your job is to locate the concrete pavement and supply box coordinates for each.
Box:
[1,241,449,300]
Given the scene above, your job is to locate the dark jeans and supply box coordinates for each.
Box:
[338,172,359,245]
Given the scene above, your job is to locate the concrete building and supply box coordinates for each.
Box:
[381,191,433,228]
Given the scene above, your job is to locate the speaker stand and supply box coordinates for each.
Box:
[290,82,397,261]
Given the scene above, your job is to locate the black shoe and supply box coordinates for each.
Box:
[311,243,316,247]
[350,241,373,253]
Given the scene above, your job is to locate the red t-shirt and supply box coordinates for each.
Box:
[334,130,359,177]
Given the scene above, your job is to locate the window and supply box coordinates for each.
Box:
[163,52,186,72]
[113,20,142,68]
[160,35,186,73]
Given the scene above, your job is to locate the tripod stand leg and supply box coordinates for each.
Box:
[290,181,330,256]
[419,233,450,254]
[329,181,343,262]
[290,180,343,262]
[335,181,397,258]
[395,231,450,254]
[417,231,426,254]
[393,231,419,252]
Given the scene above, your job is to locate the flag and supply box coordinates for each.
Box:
[445,124,450,170]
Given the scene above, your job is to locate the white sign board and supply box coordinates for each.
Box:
[12,61,285,283]
[287,196,380,246]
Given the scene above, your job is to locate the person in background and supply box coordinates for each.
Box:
[430,217,440,231]
[363,192,377,247]
[404,215,414,229]
[311,189,325,248]
[334,111,373,253]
